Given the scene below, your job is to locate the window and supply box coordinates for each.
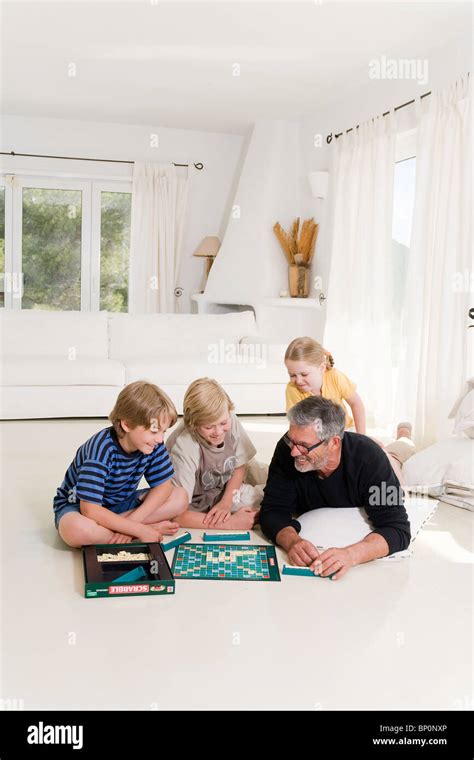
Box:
[0,186,4,308]
[392,155,416,305]
[0,175,131,312]
[393,156,416,245]
[391,129,417,365]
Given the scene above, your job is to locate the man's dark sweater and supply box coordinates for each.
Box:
[260,432,411,555]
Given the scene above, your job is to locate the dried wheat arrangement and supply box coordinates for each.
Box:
[273,217,319,266]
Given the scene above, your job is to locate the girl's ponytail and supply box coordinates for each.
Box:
[323,349,335,369]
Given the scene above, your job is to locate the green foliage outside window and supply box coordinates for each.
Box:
[100,192,131,313]
[22,188,82,310]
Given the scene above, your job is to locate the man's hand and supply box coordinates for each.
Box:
[310,546,355,580]
[287,537,321,567]
[203,501,232,528]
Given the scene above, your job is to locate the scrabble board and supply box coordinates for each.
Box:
[172,543,280,582]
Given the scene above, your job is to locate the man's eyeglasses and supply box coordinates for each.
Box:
[283,433,327,456]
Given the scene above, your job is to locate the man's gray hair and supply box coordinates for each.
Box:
[287,396,345,441]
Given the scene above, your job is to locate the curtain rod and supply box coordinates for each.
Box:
[326,89,431,144]
[0,150,204,170]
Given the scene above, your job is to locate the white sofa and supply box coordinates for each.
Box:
[0,309,289,419]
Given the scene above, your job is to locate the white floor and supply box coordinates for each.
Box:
[1,417,472,711]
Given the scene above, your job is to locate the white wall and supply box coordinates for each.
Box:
[298,35,472,327]
[195,120,328,343]
[0,114,245,312]
[1,34,469,316]
[204,120,302,304]
[199,35,471,331]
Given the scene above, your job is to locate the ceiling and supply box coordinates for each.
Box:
[1,0,470,134]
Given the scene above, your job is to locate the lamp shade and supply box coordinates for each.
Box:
[308,171,329,199]
[193,236,221,258]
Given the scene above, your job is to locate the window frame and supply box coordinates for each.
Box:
[0,176,14,309]
[392,129,417,250]
[0,173,132,312]
[395,127,416,164]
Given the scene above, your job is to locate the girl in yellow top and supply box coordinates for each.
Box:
[284,337,366,433]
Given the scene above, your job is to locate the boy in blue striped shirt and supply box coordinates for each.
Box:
[53,381,188,548]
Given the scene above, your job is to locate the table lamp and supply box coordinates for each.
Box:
[193,236,221,282]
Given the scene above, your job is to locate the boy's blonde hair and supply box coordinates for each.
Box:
[109,381,177,438]
[284,337,334,370]
[183,378,235,435]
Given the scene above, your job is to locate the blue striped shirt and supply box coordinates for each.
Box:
[53,427,174,513]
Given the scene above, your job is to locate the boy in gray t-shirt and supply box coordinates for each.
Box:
[166,378,267,530]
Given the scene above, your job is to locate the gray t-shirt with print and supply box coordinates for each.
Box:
[167,414,256,512]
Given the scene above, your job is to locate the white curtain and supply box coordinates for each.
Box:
[397,74,472,447]
[129,163,189,313]
[324,112,397,426]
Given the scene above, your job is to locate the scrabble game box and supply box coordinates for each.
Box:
[82,542,175,598]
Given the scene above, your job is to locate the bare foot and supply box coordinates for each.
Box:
[107,532,133,544]
[150,520,180,536]
[396,422,412,439]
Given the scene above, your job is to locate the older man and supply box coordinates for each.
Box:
[260,396,411,580]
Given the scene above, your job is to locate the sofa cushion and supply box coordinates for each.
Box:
[240,336,288,364]
[403,437,474,490]
[0,310,109,358]
[452,389,474,439]
[108,311,257,360]
[123,358,289,385]
[1,357,125,386]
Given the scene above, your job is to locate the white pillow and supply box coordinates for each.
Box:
[452,389,474,438]
[449,378,474,438]
[403,437,474,489]
[298,497,439,560]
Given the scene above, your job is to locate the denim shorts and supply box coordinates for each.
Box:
[54,488,150,529]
